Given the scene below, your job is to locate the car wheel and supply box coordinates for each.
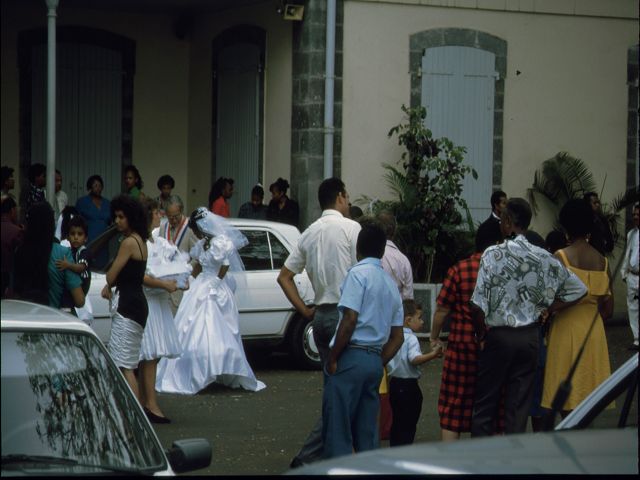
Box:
[289,316,321,370]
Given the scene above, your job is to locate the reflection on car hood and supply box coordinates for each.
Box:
[288,428,638,475]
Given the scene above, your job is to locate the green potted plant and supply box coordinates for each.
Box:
[361,104,477,283]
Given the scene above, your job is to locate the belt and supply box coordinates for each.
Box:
[348,344,382,355]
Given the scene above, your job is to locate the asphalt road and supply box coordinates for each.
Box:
[151,322,636,476]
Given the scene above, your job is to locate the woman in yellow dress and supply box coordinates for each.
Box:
[542,199,613,415]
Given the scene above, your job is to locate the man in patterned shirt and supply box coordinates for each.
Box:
[469,198,586,436]
[431,220,503,441]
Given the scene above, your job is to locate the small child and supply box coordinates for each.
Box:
[387,299,443,446]
[56,215,93,324]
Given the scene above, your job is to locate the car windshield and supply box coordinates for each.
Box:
[1,330,166,473]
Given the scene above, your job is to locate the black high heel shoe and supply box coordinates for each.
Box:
[144,407,171,424]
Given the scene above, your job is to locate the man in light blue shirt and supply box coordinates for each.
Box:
[322,222,404,459]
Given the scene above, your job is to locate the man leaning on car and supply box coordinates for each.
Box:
[469,198,587,436]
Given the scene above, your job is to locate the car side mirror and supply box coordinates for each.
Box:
[166,438,212,473]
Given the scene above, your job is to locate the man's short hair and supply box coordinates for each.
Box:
[157,174,175,190]
[490,190,507,210]
[27,163,46,184]
[504,198,532,230]
[166,194,184,211]
[402,299,422,317]
[318,177,345,210]
[356,222,387,259]
[583,192,598,202]
[377,211,396,240]
[251,184,265,198]
[475,220,502,252]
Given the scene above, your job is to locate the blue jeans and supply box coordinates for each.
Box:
[322,347,383,459]
[293,304,339,464]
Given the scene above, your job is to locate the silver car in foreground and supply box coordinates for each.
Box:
[1,300,211,476]
[288,354,639,475]
[88,219,319,369]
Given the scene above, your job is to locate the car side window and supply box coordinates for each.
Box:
[269,233,289,270]
[239,230,272,271]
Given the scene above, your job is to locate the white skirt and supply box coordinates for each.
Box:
[139,290,181,361]
[156,273,266,394]
[109,313,144,369]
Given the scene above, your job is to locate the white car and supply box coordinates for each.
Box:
[1,299,211,475]
[88,219,319,369]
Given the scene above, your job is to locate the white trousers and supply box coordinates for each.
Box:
[626,274,639,344]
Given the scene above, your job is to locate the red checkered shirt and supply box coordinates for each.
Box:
[436,252,482,344]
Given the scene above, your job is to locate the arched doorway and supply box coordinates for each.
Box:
[211,26,265,216]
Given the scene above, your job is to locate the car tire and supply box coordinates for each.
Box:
[288,316,321,370]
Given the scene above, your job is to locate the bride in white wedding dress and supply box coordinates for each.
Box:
[156,207,266,394]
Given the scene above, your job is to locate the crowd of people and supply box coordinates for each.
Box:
[0,165,281,425]
[1,162,637,462]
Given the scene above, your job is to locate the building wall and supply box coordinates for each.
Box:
[1,1,292,213]
[341,0,637,315]
[342,1,637,234]
[186,3,292,211]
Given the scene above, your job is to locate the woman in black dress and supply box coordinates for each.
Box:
[267,178,299,228]
[101,195,148,399]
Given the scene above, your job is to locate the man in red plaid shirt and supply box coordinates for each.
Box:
[430,220,502,441]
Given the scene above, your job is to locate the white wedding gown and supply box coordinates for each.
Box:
[156,236,266,394]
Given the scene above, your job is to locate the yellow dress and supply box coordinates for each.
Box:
[541,249,611,410]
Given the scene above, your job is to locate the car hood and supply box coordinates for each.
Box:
[288,428,638,475]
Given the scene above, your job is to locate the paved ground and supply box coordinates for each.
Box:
[151,322,636,476]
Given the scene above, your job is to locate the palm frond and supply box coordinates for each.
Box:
[608,186,640,213]
[531,152,597,207]
[382,163,417,207]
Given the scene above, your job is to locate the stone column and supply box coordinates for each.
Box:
[291,0,343,228]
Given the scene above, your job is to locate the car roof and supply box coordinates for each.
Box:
[227,218,301,246]
[1,299,97,336]
[289,428,638,475]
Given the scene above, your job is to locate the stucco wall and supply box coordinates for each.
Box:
[342,1,637,224]
[1,1,292,213]
[186,3,292,211]
[342,0,638,316]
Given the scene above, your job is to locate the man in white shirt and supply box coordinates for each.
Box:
[621,204,639,350]
[278,177,361,467]
[470,198,587,436]
[378,211,413,300]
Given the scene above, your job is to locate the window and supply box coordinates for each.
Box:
[269,233,289,270]
[1,331,166,471]
[238,230,272,271]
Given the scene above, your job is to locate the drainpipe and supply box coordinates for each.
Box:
[323,0,336,179]
[45,0,59,209]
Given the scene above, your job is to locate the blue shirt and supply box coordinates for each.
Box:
[332,257,404,347]
[387,327,423,379]
[48,243,82,308]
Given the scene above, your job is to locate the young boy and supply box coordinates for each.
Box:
[56,215,93,324]
[387,299,443,446]
[322,222,405,459]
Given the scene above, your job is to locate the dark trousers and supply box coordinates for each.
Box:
[389,377,423,446]
[322,347,383,458]
[471,324,539,437]
[292,304,339,464]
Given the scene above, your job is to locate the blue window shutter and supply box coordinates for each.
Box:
[421,46,497,226]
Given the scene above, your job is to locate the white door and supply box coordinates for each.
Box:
[30,43,123,206]
[214,43,261,217]
[421,46,497,226]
